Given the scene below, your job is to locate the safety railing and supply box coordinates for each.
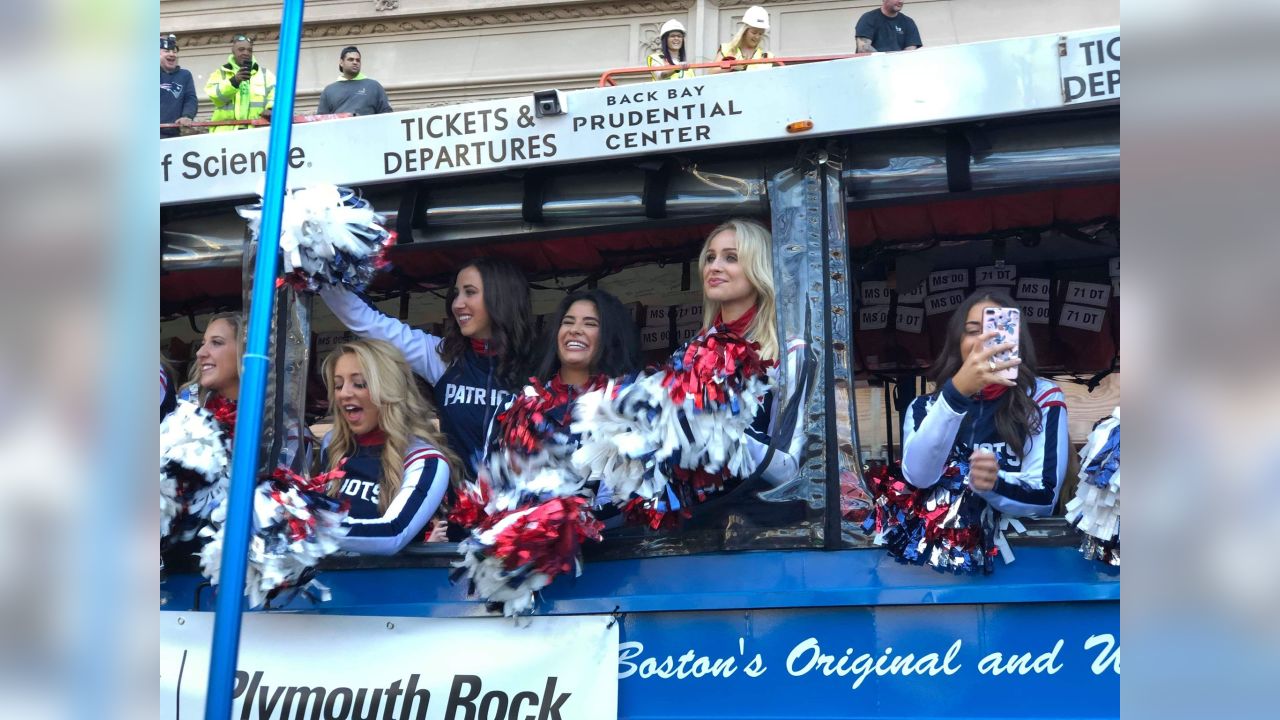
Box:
[598,52,864,86]
[160,112,353,134]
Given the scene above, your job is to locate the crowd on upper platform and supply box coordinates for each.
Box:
[160,2,922,137]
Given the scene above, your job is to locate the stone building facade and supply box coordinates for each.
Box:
[162,0,1118,118]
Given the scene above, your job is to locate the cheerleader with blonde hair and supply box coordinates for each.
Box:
[321,339,464,554]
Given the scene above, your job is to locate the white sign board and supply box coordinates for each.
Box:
[1065,281,1112,308]
[1021,300,1051,325]
[161,611,617,720]
[315,330,359,353]
[672,304,704,327]
[858,305,891,331]
[928,269,970,293]
[641,326,670,351]
[1017,277,1051,301]
[1059,303,1107,332]
[645,305,669,326]
[859,280,891,306]
[159,29,1117,205]
[895,305,925,334]
[975,265,1017,286]
[1061,30,1120,105]
[925,290,966,316]
[896,282,926,304]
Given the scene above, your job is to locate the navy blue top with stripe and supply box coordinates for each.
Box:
[322,431,451,555]
[901,377,1070,517]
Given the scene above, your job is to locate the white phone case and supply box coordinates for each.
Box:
[984,307,1020,381]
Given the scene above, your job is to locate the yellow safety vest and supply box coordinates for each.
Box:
[718,42,774,71]
[205,55,276,132]
[646,52,697,81]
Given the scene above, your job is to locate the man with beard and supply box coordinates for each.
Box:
[855,1,922,53]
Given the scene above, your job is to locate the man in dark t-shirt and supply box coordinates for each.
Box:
[855,1,923,53]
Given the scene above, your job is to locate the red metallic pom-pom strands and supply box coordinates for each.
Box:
[860,462,1000,574]
[453,496,604,616]
[454,375,609,616]
[665,333,775,411]
[490,497,604,576]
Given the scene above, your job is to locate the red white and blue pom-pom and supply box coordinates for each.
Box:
[198,466,349,608]
[861,461,1006,574]
[481,378,597,511]
[161,401,230,541]
[452,377,606,615]
[1065,407,1120,566]
[453,496,604,617]
[237,184,394,294]
[571,330,774,527]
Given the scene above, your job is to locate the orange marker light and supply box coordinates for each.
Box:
[786,120,814,133]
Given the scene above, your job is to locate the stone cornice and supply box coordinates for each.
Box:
[175,0,693,48]
[710,0,871,6]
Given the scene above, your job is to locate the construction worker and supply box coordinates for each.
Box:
[710,6,774,74]
[647,19,696,80]
[204,34,275,132]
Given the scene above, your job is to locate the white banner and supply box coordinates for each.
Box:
[1061,29,1120,104]
[160,29,1115,205]
[160,611,618,720]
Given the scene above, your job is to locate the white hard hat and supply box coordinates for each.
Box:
[660,19,687,37]
[741,5,770,31]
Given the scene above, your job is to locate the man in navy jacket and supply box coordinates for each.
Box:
[160,35,197,138]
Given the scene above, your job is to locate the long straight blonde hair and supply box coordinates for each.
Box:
[187,311,243,405]
[322,339,463,514]
[723,24,768,60]
[699,218,779,361]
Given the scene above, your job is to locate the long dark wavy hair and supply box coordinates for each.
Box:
[660,31,687,65]
[533,289,642,383]
[438,257,534,390]
[929,289,1043,455]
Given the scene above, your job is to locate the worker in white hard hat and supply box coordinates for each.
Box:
[647,18,696,80]
[710,5,774,74]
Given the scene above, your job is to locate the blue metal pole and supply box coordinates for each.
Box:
[203,1,306,718]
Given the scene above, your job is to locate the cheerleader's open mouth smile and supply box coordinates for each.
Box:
[332,353,382,435]
[559,336,593,366]
[342,403,365,424]
[557,299,602,371]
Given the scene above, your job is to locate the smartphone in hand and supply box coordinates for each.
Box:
[983,307,1020,381]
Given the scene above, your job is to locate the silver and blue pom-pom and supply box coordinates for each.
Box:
[238,184,394,294]
[160,401,230,542]
[1065,408,1120,565]
[198,469,349,609]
